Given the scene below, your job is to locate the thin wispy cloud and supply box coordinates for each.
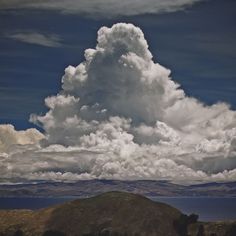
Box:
[6,32,62,48]
[0,0,204,17]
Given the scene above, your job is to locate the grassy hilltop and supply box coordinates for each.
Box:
[0,192,235,236]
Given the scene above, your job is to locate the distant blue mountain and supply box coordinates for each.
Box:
[0,180,236,197]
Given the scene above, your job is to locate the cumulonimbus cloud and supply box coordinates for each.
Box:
[0,0,204,18]
[1,23,236,184]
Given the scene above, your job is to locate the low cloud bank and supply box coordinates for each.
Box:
[1,23,236,184]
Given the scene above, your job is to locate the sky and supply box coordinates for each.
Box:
[0,0,236,184]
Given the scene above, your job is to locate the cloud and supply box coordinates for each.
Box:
[1,23,236,184]
[0,0,204,18]
[6,32,62,47]
[0,124,44,153]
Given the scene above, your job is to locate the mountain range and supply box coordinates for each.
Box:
[0,180,236,197]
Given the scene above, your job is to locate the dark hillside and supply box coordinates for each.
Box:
[0,192,235,236]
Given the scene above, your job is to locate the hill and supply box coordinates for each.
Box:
[0,191,182,236]
[0,192,235,236]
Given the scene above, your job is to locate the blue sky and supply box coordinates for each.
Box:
[1,0,236,184]
[0,0,235,130]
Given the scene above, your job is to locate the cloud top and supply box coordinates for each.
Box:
[0,124,44,153]
[0,0,203,18]
[1,23,236,184]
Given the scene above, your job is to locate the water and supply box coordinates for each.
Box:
[0,197,235,222]
[152,197,236,222]
[0,197,77,210]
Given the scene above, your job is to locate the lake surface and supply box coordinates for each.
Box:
[0,196,235,222]
[154,197,236,222]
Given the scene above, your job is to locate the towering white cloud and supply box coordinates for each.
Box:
[1,23,236,184]
[0,0,204,18]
